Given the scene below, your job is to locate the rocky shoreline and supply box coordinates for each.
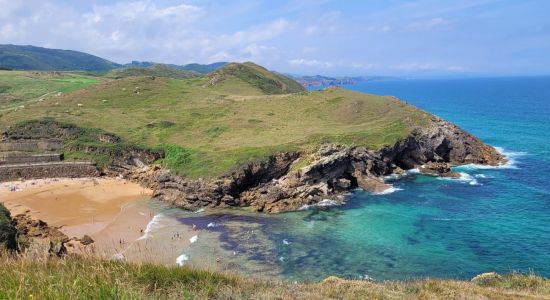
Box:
[1,117,504,214]
[124,117,504,213]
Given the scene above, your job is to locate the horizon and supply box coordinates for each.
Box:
[1,1,549,77]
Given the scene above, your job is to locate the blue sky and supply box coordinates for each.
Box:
[1,0,549,76]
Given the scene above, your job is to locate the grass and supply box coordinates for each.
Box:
[0,64,433,178]
[207,62,305,95]
[0,70,101,112]
[105,64,199,79]
[0,254,549,299]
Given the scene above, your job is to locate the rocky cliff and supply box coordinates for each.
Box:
[127,117,504,213]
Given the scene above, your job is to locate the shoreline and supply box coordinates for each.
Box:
[0,177,194,263]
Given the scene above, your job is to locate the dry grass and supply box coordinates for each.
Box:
[0,253,549,299]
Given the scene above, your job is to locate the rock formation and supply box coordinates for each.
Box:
[127,118,504,213]
[2,117,504,213]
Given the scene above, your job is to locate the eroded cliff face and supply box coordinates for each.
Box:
[127,118,504,213]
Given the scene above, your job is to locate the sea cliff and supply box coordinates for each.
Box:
[1,116,504,213]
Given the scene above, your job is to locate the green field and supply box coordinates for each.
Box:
[0,71,100,113]
[0,63,432,178]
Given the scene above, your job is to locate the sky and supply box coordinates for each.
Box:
[1,0,549,77]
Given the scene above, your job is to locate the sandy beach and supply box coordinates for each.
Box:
[0,177,196,263]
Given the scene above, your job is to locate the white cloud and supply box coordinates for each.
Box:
[290,58,333,68]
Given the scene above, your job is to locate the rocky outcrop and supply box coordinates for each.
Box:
[13,213,70,256]
[418,162,460,178]
[381,118,504,168]
[140,118,504,213]
[127,152,300,211]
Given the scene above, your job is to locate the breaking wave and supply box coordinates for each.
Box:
[437,172,480,186]
[299,199,341,210]
[457,147,526,170]
[372,186,404,195]
[137,213,165,240]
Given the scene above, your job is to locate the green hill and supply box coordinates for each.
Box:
[0,45,120,71]
[105,64,199,79]
[206,62,306,95]
[0,63,430,178]
[125,61,228,74]
[181,62,228,74]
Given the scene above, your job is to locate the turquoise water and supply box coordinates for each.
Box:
[173,77,550,281]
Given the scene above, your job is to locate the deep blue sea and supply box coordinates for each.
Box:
[157,77,550,282]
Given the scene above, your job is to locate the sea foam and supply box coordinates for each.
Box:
[371,186,404,195]
[207,222,222,228]
[457,147,526,170]
[299,199,340,210]
[437,172,480,186]
[137,213,164,240]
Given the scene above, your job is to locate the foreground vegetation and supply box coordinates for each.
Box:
[0,254,548,299]
[0,62,431,178]
[0,204,17,250]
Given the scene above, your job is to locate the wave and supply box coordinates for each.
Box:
[457,147,526,170]
[384,168,419,180]
[372,186,404,195]
[207,222,222,228]
[176,254,189,266]
[189,235,198,244]
[299,199,341,210]
[137,213,165,240]
[437,172,480,186]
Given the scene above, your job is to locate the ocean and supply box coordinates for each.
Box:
[149,77,550,282]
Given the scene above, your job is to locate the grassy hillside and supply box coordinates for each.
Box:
[0,64,432,178]
[0,44,119,71]
[0,255,548,299]
[207,62,306,95]
[0,70,101,113]
[182,62,228,74]
[124,61,227,74]
[105,64,199,79]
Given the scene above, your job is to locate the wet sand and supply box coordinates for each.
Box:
[0,178,195,263]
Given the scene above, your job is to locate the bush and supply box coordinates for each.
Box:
[0,204,17,251]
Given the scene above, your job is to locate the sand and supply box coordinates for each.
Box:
[0,177,196,264]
